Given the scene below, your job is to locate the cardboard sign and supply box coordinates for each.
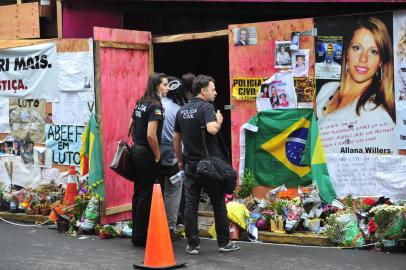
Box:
[45,124,84,166]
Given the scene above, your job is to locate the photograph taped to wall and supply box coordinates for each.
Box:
[315,13,396,154]
[292,49,309,78]
[290,31,301,51]
[33,146,52,168]
[275,41,292,68]
[315,36,343,80]
[233,27,257,46]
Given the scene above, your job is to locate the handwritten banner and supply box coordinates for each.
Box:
[45,124,84,166]
[326,153,406,201]
[0,42,58,101]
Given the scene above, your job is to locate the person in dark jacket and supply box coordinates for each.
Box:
[129,72,168,247]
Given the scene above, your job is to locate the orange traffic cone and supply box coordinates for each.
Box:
[63,166,78,206]
[133,184,185,269]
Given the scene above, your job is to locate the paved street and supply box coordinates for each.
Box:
[0,221,404,270]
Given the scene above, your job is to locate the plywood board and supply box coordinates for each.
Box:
[0,3,40,39]
[228,18,315,197]
[94,27,151,224]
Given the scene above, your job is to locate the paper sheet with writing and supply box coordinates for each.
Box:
[57,50,94,91]
[9,99,47,143]
[52,91,94,126]
[0,156,41,188]
[0,98,10,132]
[326,153,406,201]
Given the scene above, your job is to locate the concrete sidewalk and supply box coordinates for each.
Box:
[0,210,332,246]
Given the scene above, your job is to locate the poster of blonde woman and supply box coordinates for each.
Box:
[315,14,396,154]
[393,11,406,149]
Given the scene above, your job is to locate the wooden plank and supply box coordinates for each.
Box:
[94,27,151,224]
[0,39,52,49]
[94,42,102,135]
[56,0,62,38]
[0,3,40,39]
[149,43,154,75]
[152,29,229,43]
[105,204,132,216]
[57,38,90,53]
[0,38,90,53]
[99,40,150,51]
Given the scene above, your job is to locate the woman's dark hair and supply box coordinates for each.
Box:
[191,74,215,97]
[137,72,167,106]
[181,73,195,95]
[279,93,287,98]
[167,76,188,106]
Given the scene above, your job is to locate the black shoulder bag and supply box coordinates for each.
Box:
[109,118,136,181]
[195,106,237,194]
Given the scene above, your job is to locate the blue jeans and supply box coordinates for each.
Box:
[184,163,229,248]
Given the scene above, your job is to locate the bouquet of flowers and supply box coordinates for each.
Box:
[370,204,406,240]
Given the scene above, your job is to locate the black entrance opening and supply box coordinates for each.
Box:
[153,37,232,160]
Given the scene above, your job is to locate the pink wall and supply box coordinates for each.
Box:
[94,27,152,224]
[229,18,315,198]
[63,8,122,38]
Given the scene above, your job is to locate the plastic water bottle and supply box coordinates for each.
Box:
[169,170,184,184]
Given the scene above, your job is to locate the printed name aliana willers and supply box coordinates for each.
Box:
[340,147,392,154]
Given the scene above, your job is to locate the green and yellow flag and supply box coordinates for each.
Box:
[80,113,105,201]
[241,109,313,187]
[240,109,336,203]
[301,112,336,203]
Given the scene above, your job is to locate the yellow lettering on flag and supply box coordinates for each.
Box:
[261,118,311,177]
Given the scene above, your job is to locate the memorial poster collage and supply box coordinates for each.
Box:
[232,11,406,154]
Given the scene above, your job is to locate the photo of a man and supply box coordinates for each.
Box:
[233,27,257,46]
[235,28,248,46]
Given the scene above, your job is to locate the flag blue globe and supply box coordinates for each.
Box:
[285,127,308,167]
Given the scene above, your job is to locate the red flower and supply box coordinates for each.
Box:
[368,219,377,234]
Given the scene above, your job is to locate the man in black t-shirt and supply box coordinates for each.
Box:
[174,75,240,255]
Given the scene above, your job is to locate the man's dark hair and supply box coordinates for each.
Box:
[181,72,195,94]
[191,75,215,97]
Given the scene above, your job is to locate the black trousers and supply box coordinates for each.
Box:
[130,145,163,246]
[184,163,229,248]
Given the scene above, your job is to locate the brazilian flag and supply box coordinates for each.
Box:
[240,109,335,203]
[80,113,105,201]
[242,109,313,187]
[301,112,336,203]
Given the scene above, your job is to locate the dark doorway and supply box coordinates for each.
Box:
[153,37,232,158]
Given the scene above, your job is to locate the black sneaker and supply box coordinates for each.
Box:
[218,241,240,252]
[186,244,200,255]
